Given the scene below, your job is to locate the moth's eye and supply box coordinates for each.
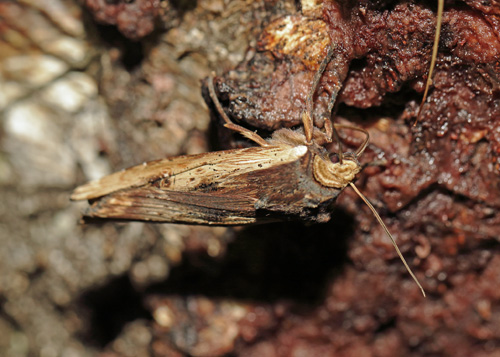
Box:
[329,153,340,164]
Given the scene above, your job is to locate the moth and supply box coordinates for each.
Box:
[71,47,425,296]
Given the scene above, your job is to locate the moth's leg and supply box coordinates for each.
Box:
[303,44,347,166]
[324,80,345,163]
[208,74,269,147]
[333,124,370,158]
[414,0,444,125]
[302,45,335,144]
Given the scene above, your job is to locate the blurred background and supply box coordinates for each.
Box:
[1,0,500,356]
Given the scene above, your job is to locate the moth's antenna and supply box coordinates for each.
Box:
[331,125,344,164]
[208,73,269,147]
[302,45,335,143]
[333,124,370,158]
[414,0,444,126]
[349,182,426,297]
[326,86,344,164]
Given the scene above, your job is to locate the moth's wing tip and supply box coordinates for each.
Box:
[70,161,166,201]
[70,180,109,201]
[70,188,88,201]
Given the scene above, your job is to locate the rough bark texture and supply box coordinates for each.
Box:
[1,0,499,356]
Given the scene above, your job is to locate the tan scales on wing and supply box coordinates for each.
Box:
[71,145,307,201]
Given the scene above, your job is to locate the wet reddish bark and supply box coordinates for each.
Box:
[83,0,161,39]
[84,0,500,355]
[3,0,499,356]
[192,1,500,356]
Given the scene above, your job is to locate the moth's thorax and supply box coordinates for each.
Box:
[312,154,361,189]
[268,127,361,189]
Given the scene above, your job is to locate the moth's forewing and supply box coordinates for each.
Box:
[72,144,345,225]
[71,146,305,201]
[71,155,200,201]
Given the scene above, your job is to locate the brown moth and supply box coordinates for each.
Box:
[71,47,425,296]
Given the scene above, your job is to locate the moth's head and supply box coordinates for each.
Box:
[313,152,361,189]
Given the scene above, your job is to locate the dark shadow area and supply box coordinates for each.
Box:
[170,0,198,13]
[0,296,22,331]
[147,209,354,303]
[94,24,144,70]
[337,81,419,126]
[77,275,151,348]
[375,317,396,334]
[76,208,354,348]
[80,5,145,71]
